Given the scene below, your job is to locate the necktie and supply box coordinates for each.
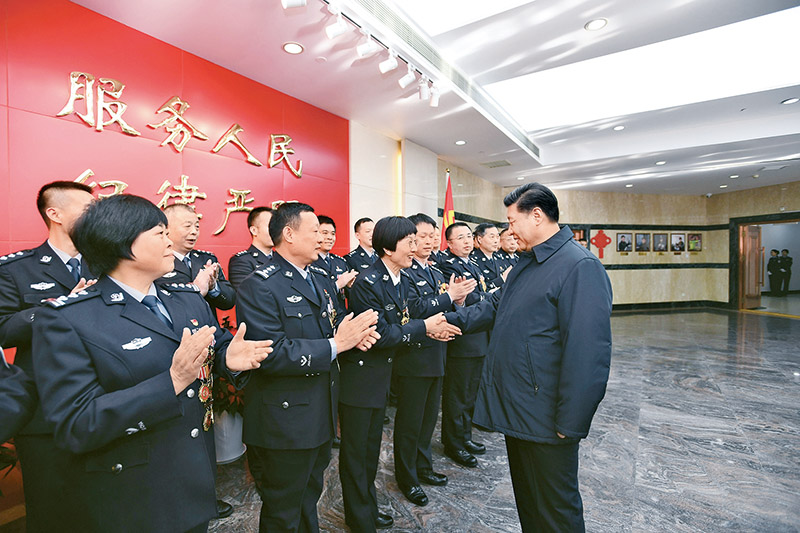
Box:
[66,257,81,283]
[183,256,192,273]
[142,295,174,329]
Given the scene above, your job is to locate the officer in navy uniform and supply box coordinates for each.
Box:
[236,202,379,533]
[471,222,505,291]
[0,180,95,532]
[159,204,235,315]
[393,214,477,507]
[495,224,519,273]
[344,217,377,273]
[340,216,461,530]
[0,347,37,443]
[438,222,492,468]
[228,206,274,290]
[31,195,271,533]
[313,215,358,310]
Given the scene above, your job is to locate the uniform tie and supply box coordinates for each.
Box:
[183,256,192,273]
[142,295,174,329]
[305,269,316,293]
[66,257,81,284]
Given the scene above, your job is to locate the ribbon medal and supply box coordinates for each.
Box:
[198,345,215,431]
[324,289,336,329]
[438,281,448,295]
[401,304,410,325]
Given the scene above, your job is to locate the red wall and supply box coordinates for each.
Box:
[0,0,350,261]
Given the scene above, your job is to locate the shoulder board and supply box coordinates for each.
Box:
[193,249,214,255]
[430,265,443,274]
[364,273,378,285]
[234,249,249,256]
[309,265,327,276]
[45,290,100,308]
[400,269,410,278]
[330,252,343,260]
[0,249,34,266]
[255,264,278,279]
[345,250,356,257]
[166,283,200,292]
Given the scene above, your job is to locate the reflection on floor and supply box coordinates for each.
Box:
[209,310,800,532]
[757,293,800,318]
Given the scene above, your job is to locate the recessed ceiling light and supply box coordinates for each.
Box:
[719,184,728,188]
[584,18,608,31]
[781,97,799,105]
[730,174,739,179]
[282,42,304,55]
[454,140,466,146]
[613,125,625,131]
[753,174,759,178]
[655,161,666,166]
[625,184,633,188]
[281,0,306,7]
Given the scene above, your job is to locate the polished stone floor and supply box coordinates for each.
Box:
[759,293,800,317]
[208,310,800,532]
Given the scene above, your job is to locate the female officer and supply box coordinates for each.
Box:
[32,194,271,533]
[338,216,460,532]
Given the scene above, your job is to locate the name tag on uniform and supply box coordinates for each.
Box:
[122,337,152,350]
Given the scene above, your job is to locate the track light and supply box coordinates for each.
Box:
[281,0,307,7]
[379,51,398,74]
[429,85,440,107]
[419,77,430,100]
[325,14,347,39]
[398,65,416,89]
[356,32,379,58]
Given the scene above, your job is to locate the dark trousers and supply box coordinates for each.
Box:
[505,436,585,533]
[247,440,332,533]
[778,273,792,295]
[339,403,386,533]
[16,433,82,532]
[393,376,442,490]
[441,356,484,453]
[768,273,778,295]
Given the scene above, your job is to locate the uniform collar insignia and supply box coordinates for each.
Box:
[110,292,124,302]
[30,282,56,290]
[163,271,177,278]
[287,295,303,303]
[40,255,52,263]
[382,274,389,281]
[160,289,170,296]
[122,337,152,350]
[284,270,293,278]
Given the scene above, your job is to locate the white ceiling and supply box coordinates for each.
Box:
[73,0,800,196]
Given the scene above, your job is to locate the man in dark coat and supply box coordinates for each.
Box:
[0,180,95,531]
[495,224,519,273]
[448,183,612,533]
[228,206,274,290]
[778,248,793,296]
[313,215,358,309]
[471,222,505,291]
[767,249,781,295]
[344,217,377,273]
[0,347,36,443]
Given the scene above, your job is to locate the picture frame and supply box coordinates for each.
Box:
[687,233,702,252]
[617,232,633,252]
[653,233,668,252]
[635,233,651,252]
[670,233,686,252]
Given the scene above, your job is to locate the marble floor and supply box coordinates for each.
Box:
[758,293,800,317]
[208,310,800,533]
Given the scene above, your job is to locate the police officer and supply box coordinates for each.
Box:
[236,202,379,533]
[393,214,476,507]
[345,217,377,273]
[159,204,235,315]
[340,216,461,531]
[0,180,94,531]
[495,224,519,272]
[778,248,793,296]
[313,215,358,308]
[32,194,271,533]
[0,347,36,443]
[471,222,505,291]
[228,206,274,290]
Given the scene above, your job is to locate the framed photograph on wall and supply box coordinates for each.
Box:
[617,232,633,252]
[635,233,651,252]
[671,233,686,252]
[687,233,702,252]
[653,233,668,252]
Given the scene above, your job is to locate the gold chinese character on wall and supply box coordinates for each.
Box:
[57,72,140,136]
[156,174,207,216]
[148,96,208,152]
[212,124,263,166]
[74,169,129,198]
[213,189,255,235]
[268,134,303,178]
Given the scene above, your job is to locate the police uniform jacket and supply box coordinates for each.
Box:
[0,349,36,442]
[344,245,377,273]
[158,249,235,312]
[779,255,793,274]
[471,249,505,290]
[31,276,241,533]
[767,256,781,277]
[313,252,350,308]
[0,242,93,434]
[395,260,453,378]
[340,259,435,409]
[494,250,518,273]
[235,251,344,450]
[228,244,272,290]
[437,251,489,358]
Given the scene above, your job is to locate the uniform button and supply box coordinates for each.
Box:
[112,463,123,474]
[297,313,303,318]
[186,389,195,398]
[396,312,401,318]
[331,380,335,386]
[190,428,200,438]
[322,312,327,317]
[387,357,393,363]
[282,401,289,409]
[358,360,364,366]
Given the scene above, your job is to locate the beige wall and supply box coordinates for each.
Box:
[438,161,506,223]
[707,180,800,224]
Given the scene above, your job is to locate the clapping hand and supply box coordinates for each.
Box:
[446,274,477,306]
[334,310,380,352]
[336,270,359,290]
[70,278,97,294]
[170,326,216,394]
[225,323,273,371]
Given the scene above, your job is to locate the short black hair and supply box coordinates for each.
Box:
[71,195,167,276]
[771,249,780,254]
[408,213,436,229]
[503,182,559,222]
[498,223,510,236]
[317,215,336,229]
[782,249,790,254]
[247,206,272,229]
[474,222,497,238]
[445,222,470,241]
[36,181,93,227]
[354,217,373,233]
[373,216,416,258]
[269,202,315,246]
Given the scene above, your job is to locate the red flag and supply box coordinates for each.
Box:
[441,169,454,251]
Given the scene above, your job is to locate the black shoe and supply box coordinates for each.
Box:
[445,449,478,468]
[332,436,341,448]
[464,440,486,455]
[216,499,234,518]
[419,470,448,486]
[383,415,390,425]
[401,485,429,506]
[375,512,394,529]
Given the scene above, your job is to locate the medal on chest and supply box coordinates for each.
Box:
[438,281,448,295]
[479,276,487,292]
[401,302,410,325]
[198,345,215,431]
[324,289,336,329]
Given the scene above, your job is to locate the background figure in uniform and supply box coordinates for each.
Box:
[471,223,505,291]
[394,213,476,507]
[431,226,446,266]
[236,202,379,533]
[496,224,519,272]
[767,249,781,295]
[340,216,461,531]
[345,217,377,273]
[32,194,271,533]
[778,248,793,296]
[313,215,358,308]
[438,222,492,468]
[0,180,94,532]
[160,204,236,316]
[229,206,274,290]
[0,347,36,443]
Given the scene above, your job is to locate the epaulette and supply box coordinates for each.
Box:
[0,250,34,266]
[330,252,343,260]
[430,264,443,274]
[45,290,99,308]
[345,249,356,257]
[166,283,201,292]
[364,272,378,285]
[400,269,410,278]
[234,249,250,256]
[192,249,215,258]
[255,264,278,279]
[309,265,327,276]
